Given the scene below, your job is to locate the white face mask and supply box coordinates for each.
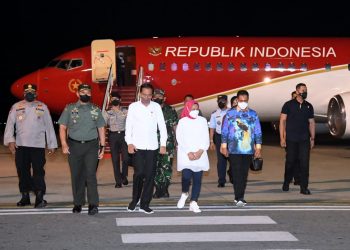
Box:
[238,101,248,110]
[189,110,199,118]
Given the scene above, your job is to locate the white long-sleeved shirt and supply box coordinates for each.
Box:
[125,101,167,150]
[176,116,210,172]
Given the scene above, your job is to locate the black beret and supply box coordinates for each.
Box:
[217,95,228,101]
[154,88,165,96]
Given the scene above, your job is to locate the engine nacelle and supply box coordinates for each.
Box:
[327,92,350,139]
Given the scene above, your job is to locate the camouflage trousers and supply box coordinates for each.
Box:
[154,153,173,190]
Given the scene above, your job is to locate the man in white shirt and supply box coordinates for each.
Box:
[125,83,167,214]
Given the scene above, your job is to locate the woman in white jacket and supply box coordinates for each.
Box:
[176,100,210,213]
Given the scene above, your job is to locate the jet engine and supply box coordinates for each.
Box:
[327,92,350,138]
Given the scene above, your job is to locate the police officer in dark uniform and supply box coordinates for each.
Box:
[58,83,106,215]
[103,92,129,188]
[209,95,230,187]
[4,83,57,208]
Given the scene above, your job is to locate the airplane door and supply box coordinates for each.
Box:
[116,47,136,86]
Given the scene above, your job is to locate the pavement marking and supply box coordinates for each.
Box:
[116,215,276,226]
[121,231,298,243]
[1,205,350,216]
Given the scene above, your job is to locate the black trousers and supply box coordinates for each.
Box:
[214,132,229,184]
[284,139,310,188]
[109,131,129,184]
[131,149,157,208]
[15,146,46,194]
[228,154,252,200]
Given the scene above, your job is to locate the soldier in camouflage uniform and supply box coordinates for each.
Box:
[4,83,57,208]
[152,89,178,198]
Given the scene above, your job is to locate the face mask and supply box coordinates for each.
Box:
[153,98,164,105]
[79,94,91,103]
[24,92,36,102]
[111,99,120,106]
[238,101,248,110]
[189,110,199,119]
[218,102,226,109]
[300,92,307,99]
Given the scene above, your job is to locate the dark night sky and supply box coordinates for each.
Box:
[1,0,350,122]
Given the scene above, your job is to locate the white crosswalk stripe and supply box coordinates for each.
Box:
[117,215,298,244]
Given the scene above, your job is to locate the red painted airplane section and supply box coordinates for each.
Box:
[9,37,350,138]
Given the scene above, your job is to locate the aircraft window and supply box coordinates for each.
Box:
[148,62,154,71]
[288,62,296,71]
[227,63,235,71]
[265,63,271,71]
[171,63,178,71]
[205,63,212,71]
[47,60,59,67]
[69,59,83,69]
[160,62,166,71]
[194,62,201,71]
[182,63,189,71]
[300,63,307,71]
[56,60,71,70]
[240,63,247,71]
[325,63,331,71]
[278,62,285,71]
[252,63,259,71]
[216,62,224,71]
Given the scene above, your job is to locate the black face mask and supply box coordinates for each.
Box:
[111,99,120,106]
[153,98,164,105]
[79,94,91,103]
[24,92,36,102]
[300,92,308,99]
[218,102,226,109]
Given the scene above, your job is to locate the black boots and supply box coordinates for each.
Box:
[153,185,170,198]
[34,191,47,208]
[17,192,31,206]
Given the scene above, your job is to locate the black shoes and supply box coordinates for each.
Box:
[127,202,136,212]
[88,205,98,215]
[34,191,47,208]
[115,183,122,188]
[17,192,31,206]
[300,188,311,195]
[139,207,154,214]
[72,205,82,213]
[282,183,289,191]
[217,183,225,188]
[122,177,129,186]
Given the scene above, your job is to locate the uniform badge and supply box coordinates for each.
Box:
[217,121,221,126]
[71,107,79,122]
[91,108,99,121]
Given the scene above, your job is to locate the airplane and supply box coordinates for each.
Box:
[9,36,350,139]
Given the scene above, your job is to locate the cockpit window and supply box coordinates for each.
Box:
[56,60,71,70]
[69,59,83,69]
[47,60,59,67]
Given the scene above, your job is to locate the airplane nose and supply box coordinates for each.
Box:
[10,71,40,99]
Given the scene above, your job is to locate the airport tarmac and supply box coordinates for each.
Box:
[0,131,349,209]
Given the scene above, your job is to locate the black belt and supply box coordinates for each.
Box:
[109,130,125,134]
[68,137,97,143]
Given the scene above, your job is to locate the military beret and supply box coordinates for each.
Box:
[154,88,165,96]
[217,94,228,101]
[78,83,91,91]
[23,83,37,92]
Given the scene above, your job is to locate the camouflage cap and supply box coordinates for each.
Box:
[78,83,91,91]
[23,83,37,92]
[154,88,165,96]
